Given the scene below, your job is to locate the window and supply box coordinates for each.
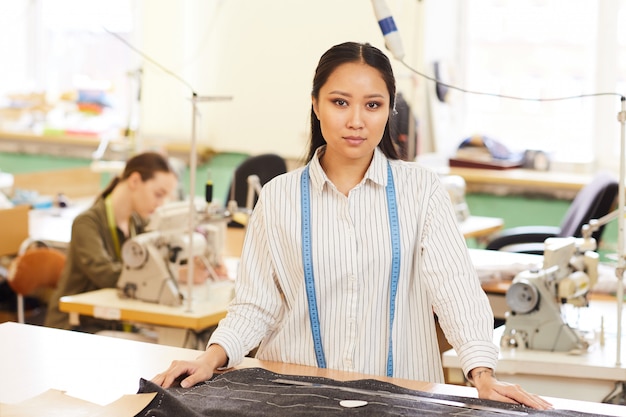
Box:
[459,0,625,172]
[0,0,137,138]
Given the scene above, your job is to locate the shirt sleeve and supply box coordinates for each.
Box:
[208,193,286,368]
[70,213,122,289]
[420,175,499,378]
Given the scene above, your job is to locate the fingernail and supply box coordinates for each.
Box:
[180,381,189,388]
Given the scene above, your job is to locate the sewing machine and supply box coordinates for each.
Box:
[116,201,227,306]
[501,236,599,352]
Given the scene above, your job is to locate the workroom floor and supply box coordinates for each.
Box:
[0,281,46,325]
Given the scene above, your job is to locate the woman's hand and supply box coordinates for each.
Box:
[177,257,231,284]
[151,344,228,388]
[470,367,553,410]
[177,257,211,284]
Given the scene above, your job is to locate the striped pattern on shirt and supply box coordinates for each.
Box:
[209,147,498,383]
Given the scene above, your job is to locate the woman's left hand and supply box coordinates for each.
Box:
[471,368,553,410]
[177,257,211,284]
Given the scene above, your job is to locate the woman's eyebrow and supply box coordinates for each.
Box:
[328,90,351,96]
[328,90,386,99]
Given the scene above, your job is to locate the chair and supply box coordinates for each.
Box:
[225,154,287,227]
[7,239,66,323]
[485,171,618,254]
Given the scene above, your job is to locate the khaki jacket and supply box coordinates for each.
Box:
[45,197,145,330]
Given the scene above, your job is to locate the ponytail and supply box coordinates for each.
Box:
[98,152,174,198]
[100,177,120,198]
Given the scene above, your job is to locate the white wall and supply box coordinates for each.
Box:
[420,0,462,157]
[137,0,424,160]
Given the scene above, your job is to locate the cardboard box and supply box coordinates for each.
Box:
[0,205,29,256]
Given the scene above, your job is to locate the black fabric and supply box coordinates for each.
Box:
[136,367,609,417]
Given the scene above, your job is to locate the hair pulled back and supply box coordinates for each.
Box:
[100,152,174,198]
[306,42,399,162]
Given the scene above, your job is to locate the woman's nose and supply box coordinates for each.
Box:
[348,109,364,129]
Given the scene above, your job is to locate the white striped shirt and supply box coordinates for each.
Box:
[209,147,498,383]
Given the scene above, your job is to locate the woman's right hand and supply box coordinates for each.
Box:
[151,344,228,388]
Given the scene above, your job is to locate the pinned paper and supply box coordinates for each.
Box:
[0,389,155,417]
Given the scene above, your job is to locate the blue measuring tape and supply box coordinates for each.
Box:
[301,167,326,368]
[301,161,401,376]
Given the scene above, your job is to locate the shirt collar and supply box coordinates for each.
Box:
[308,146,388,194]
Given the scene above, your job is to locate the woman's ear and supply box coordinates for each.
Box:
[127,171,143,189]
[312,97,320,120]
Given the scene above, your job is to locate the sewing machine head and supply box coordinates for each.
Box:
[501,236,599,352]
[146,200,199,232]
[116,201,227,306]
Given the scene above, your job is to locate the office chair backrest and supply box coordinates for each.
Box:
[558,171,618,242]
[225,153,287,209]
[7,243,66,323]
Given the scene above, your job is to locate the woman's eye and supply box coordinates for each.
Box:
[333,99,347,106]
[367,102,381,109]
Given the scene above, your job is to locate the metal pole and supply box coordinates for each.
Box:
[616,96,626,366]
[185,94,233,314]
[186,94,199,313]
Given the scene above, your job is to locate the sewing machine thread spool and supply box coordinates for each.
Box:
[205,170,213,203]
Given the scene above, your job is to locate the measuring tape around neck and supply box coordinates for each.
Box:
[105,194,121,260]
[300,161,401,377]
[105,194,137,260]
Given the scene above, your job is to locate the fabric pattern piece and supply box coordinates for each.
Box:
[136,368,606,417]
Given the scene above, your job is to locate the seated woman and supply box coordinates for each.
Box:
[45,151,178,332]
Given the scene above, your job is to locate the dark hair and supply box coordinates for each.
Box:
[306,42,399,162]
[100,151,174,198]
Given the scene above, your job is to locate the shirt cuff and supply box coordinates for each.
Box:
[456,340,499,380]
[207,327,246,369]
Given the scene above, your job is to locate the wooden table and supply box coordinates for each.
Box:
[446,166,592,199]
[471,250,620,321]
[14,166,103,200]
[56,248,513,349]
[28,203,497,250]
[459,215,504,240]
[469,249,543,320]
[443,298,626,404]
[57,248,525,350]
[1,322,624,415]
[0,129,212,163]
[59,281,235,348]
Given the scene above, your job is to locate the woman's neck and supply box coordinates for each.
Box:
[320,151,373,196]
[108,185,132,236]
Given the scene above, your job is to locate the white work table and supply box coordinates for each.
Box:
[1,322,625,416]
[443,297,626,403]
[56,249,522,348]
[28,198,93,249]
[59,280,235,348]
[28,199,502,248]
[469,249,543,320]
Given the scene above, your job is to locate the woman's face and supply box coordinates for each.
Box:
[131,171,178,218]
[312,62,390,164]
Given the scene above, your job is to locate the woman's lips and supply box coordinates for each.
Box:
[344,136,365,145]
